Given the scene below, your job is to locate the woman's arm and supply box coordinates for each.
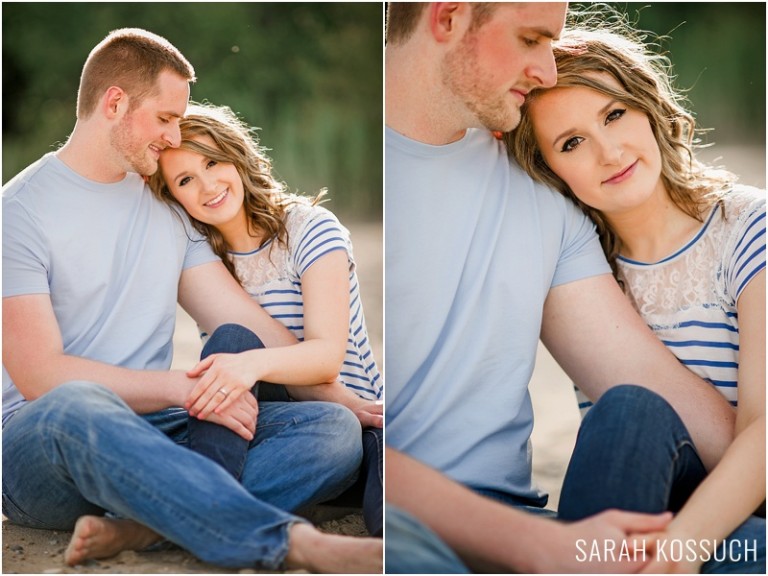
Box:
[542,274,735,471]
[641,270,766,573]
[185,250,353,418]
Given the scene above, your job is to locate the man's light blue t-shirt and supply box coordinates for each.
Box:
[385,127,610,501]
[2,153,218,423]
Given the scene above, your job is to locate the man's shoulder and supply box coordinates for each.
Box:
[506,156,580,215]
[2,154,56,203]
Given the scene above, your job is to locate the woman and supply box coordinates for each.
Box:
[150,102,383,537]
[506,26,765,573]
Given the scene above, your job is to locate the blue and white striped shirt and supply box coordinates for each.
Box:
[578,185,765,413]
[229,201,382,401]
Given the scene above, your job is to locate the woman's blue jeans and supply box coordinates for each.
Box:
[1,326,363,569]
[189,324,383,537]
[187,324,267,480]
[559,385,765,574]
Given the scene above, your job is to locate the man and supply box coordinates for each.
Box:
[2,28,381,573]
[384,3,740,572]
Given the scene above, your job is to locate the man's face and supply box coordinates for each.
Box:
[110,70,190,176]
[441,3,566,132]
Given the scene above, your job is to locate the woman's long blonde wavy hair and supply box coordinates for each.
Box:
[505,13,735,279]
[149,102,325,284]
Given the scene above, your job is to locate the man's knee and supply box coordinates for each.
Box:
[304,403,363,472]
[42,380,124,411]
[30,381,133,433]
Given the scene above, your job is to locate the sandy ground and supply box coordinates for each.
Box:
[3,145,764,574]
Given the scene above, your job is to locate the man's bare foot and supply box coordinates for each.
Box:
[285,523,383,574]
[65,516,162,566]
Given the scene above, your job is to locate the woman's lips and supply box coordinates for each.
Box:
[603,160,638,184]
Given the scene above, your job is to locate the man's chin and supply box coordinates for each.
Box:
[479,108,522,135]
[132,160,159,178]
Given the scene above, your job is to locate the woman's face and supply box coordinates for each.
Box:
[159,134,246,229]
[528,74,664,217]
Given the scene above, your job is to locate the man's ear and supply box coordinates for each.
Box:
[429,3,471,43]
[102,86,127,119]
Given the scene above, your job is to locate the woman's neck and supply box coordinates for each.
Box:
[218,211,264,254]
[607,185,705,263]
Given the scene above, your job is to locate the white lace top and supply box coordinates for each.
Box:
[227,201,382,400]
[578,185,766,413]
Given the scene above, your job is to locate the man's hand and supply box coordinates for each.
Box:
[199,389,259,441]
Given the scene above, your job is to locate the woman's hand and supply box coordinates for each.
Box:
[185,351,260,419]
[354,399,383,428]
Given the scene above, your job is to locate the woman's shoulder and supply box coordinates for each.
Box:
[285,197,340,229]
[720,184,766,218]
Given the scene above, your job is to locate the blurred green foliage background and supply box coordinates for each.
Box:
[2,2,383,220]
[570,2,766,148]
[3,2,765,214]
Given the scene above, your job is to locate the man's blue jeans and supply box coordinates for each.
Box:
[386,504,471,574]
[191,324,383,537]
[2,336,363,568]
[385,485,553,573]
[559,385,766,574]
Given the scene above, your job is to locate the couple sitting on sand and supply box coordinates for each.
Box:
[3,27,382,573]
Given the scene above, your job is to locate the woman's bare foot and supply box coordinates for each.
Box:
[65,516,162,566]
[285,523,383,574]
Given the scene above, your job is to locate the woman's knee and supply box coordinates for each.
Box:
[202,323,266,357]
[578,384,691,453]
[589,384,677,425]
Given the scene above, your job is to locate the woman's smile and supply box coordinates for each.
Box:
[204,189,229,208]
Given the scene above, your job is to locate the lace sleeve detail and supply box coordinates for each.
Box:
[617,187,766,323]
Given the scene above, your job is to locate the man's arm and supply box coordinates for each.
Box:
[3,294,191,411]
[386,447,671,573]
[178,260,384,425]
[3,293,259,439]
[541,274,736,470]
[177,261,298,348]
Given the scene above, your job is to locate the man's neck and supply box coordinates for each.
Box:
[385,45,470,146]
[55,123,128,184]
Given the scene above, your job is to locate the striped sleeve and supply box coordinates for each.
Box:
[293,207,352,277]
[726,196,766,302]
